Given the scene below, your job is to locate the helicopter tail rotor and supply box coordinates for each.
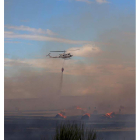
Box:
[46,53,51,57]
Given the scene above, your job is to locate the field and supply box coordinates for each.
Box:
[5,110,135,140]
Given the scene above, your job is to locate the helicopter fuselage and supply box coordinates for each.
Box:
[59,53,73,59]
[47,53,73,59]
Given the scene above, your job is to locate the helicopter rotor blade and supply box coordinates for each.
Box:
[68,49,80,51]
[50,51,66,52]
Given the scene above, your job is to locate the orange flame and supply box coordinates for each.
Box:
[83,113,90,117]
[76,106,83,110]
[105,112,115,118]
[57,113,66,119]
[76,106,86,111]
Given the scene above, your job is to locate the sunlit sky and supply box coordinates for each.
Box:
[4,0,135,113]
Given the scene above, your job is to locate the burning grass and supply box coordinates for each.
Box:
[104,112,115,118]
[55,113,66,119]
[81,113,91,120]
[53,122,96,140]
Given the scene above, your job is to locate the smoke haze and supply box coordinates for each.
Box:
[4,0,135,114]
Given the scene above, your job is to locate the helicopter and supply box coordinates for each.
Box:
[46,49,80,59]
[46,49,80,73]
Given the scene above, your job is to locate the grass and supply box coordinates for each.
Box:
[53,122,97,140]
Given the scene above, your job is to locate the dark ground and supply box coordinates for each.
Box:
[4,112,135,140]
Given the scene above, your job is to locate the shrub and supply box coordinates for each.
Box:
[53,122,96,140]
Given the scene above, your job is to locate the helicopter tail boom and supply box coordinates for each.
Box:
[46,53,52,58]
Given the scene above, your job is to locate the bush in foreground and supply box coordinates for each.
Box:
[53,122,96,140]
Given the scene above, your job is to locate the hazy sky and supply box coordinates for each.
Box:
[4,0,135,113]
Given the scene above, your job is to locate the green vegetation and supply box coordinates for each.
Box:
[53,122,97,140]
